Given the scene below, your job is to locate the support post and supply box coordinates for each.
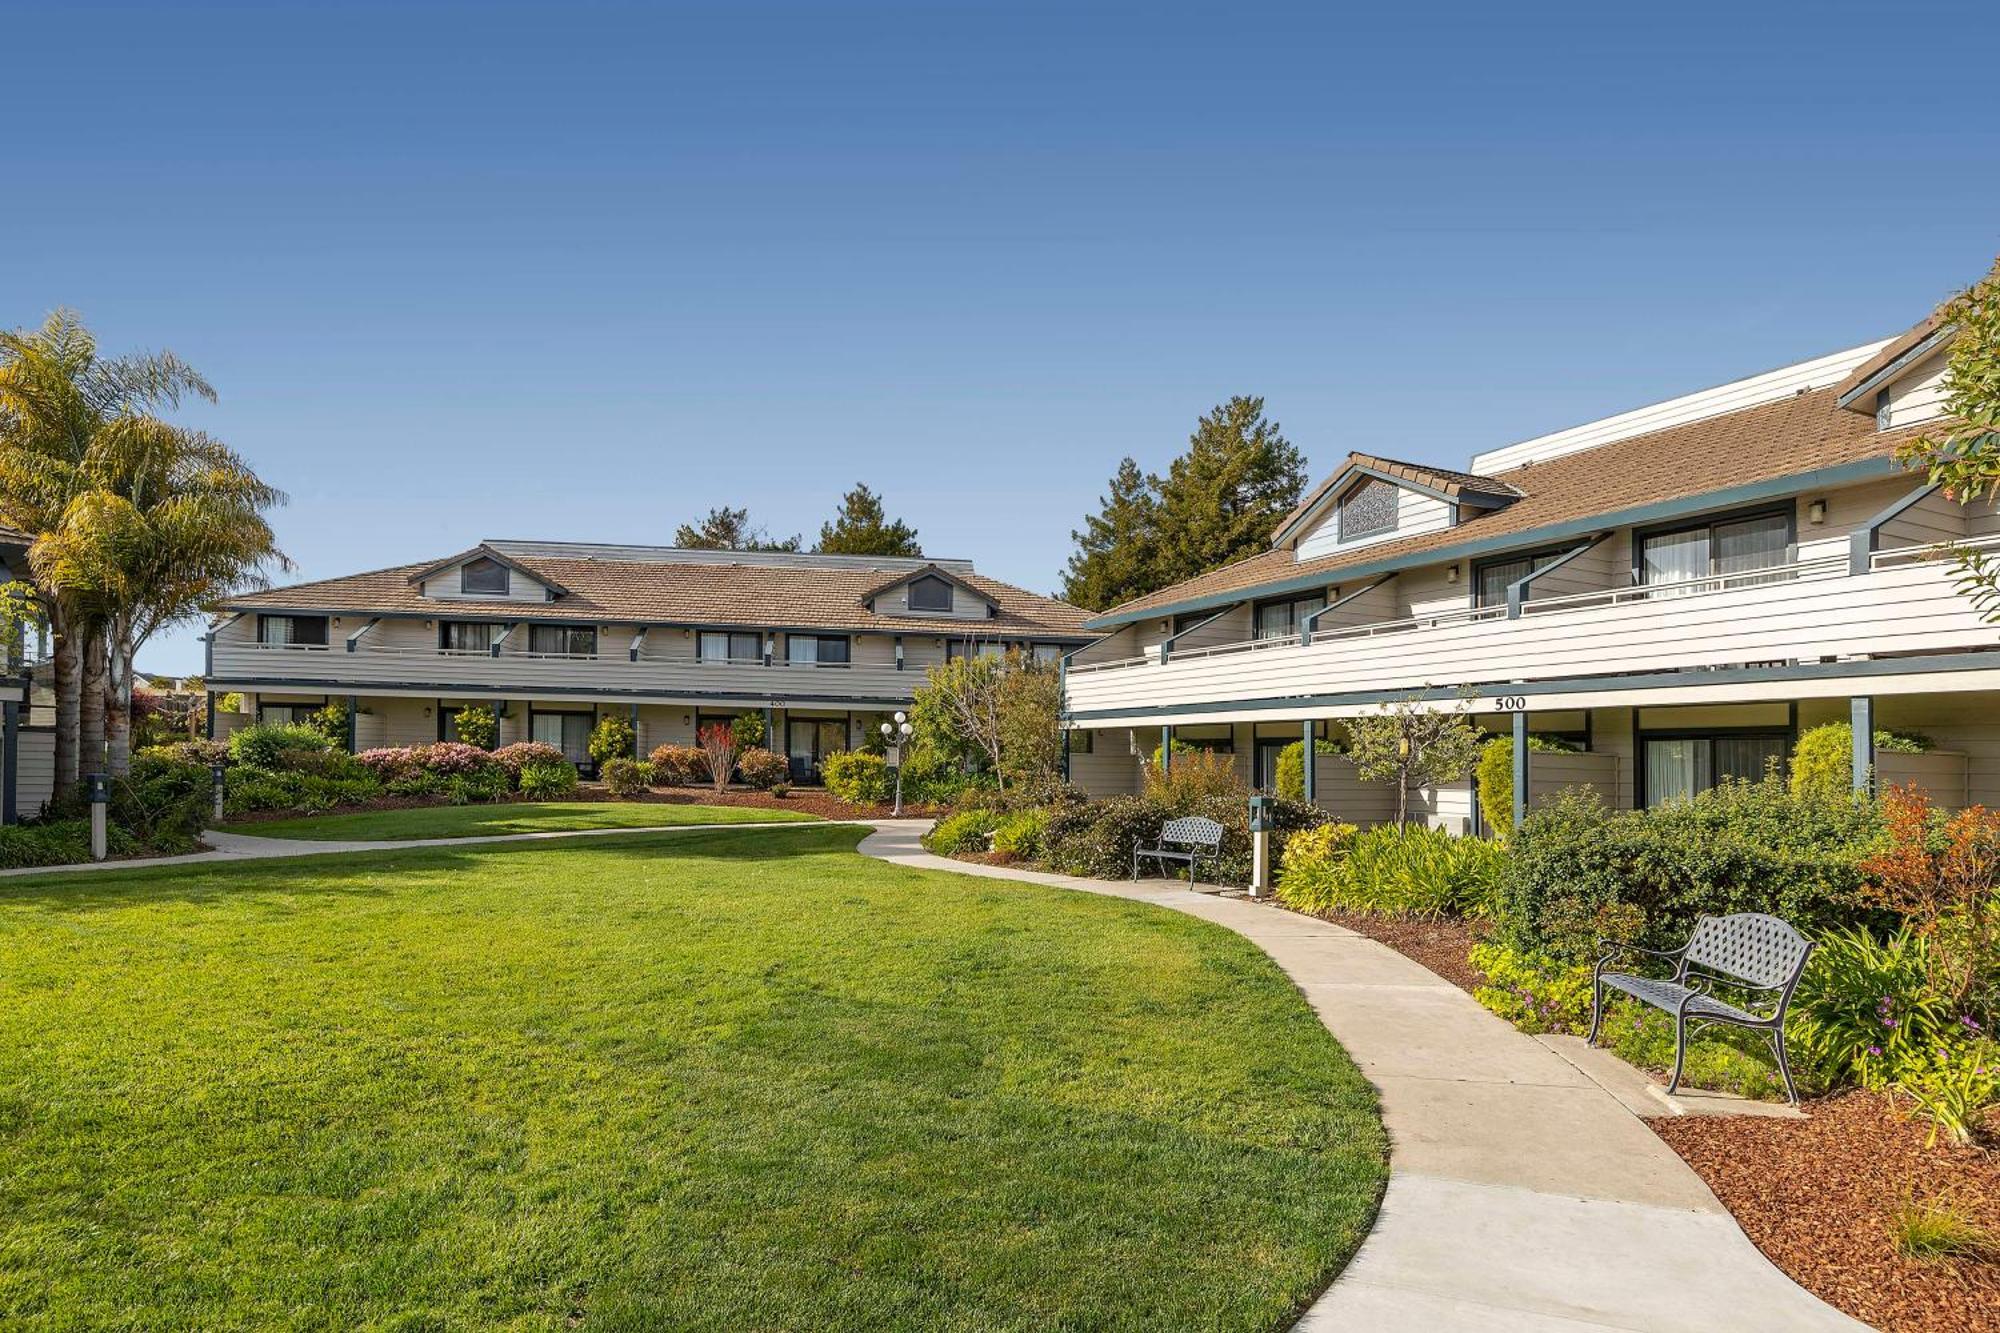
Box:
[763,706,776,753]
[1061,726,1072,784]
[87,773,108,861]
[2,698,17,826]
[1512,709,1529,830]
[1301,719,1317,804]
[1851,696,1875,796]
[205,690,217,740]
[1160,725,1172,773]
[345,695,358,753]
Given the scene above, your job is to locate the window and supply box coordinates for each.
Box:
[528,624,597,656]
[908,574,954,612]
[257,614,328,647]
[530,710,594,765]
[1336,478,1399,542]
[1876,389,1892,431]
[1031,642,1064,665]
[440,621,497,652]
[698,631,763,663]
[787,634,851,666]
[1642,732,1789,807]
[1253,593,1326,641]
[1639,508,1793,591]
[461,557,509,596]
[256,701,321,726]
[946,639,1006,661]
[1475,551,1562,608]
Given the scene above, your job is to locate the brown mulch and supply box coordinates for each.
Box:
[1308,908,1488,994]
[1652,1092,2000,1333]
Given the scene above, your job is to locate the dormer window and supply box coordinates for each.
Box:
[908,574,953,612]
[461,557,509,596]
[1875,389,1892,431]
[1337,478,1399,542]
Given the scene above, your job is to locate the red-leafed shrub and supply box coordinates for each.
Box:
[648,744,708,787]
[737,747,790,790]
[493,741,566,784]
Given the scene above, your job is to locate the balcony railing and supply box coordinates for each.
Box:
[1064,539,2000,716]
[210,640,917,702]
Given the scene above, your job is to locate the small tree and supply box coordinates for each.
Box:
[1346,689,1484,825]
[588,713,636,767]
[309,699,355,750]
[1896,257,2000,619]
[698,722,740,795]
[912,653,1007,789]
[996,656,1064,789]
[450,703,495,750]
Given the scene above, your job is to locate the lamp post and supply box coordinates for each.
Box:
[880,711,915,816]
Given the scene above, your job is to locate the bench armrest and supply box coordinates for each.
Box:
[1593,940,1683,974]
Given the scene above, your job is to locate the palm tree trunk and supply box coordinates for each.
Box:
[106,624,134,777]
[80,629,107,779]
[51,614,79,792]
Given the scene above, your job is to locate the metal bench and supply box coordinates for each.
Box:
[1587,912,1815,1104]
[1132,816,1226,887]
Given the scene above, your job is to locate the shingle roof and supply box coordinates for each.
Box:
[1272,452,1524,543]
[1095,385,1929,627]
[1832,310,1952,410]
[221,551,1094,638]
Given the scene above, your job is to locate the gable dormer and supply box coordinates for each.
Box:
[407,545,566,604]
[1834,311,1956,432]
[1273,454,1521,561]
[860,563,998,620]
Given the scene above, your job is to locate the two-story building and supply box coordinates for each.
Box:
[207,543,1093,782]
[1062,310,1999,828]
[0,524,53,825]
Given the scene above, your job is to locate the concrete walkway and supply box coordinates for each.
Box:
[0,818,849,878]
[859,821,1867,1333]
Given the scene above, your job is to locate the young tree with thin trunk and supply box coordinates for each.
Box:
[1345,689,1485,825]
[698,722,740,796]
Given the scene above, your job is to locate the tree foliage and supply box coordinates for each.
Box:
[1345,690,1484,826]
[814,483,921,556]
[673,505,800,552]
[1060,396,1306,611]
[1896,256,2000,619]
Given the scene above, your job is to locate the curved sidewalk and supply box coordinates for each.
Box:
[859,821,1867,1333]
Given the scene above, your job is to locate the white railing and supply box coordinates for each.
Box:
[1065,542,2000,716]
[1870,531,2000,571]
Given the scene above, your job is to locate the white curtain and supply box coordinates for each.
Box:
[1644,738,1709,806]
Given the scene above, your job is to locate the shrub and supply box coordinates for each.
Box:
[272,747,372,780]
[1497,781,1883,963]
[1790,722,1932,802]
[1279,823,1506,919]
[771,781,791,799]
[409,742,502,778]
[601,756,649,797]
[1141,748,1242,805]
[519,759,579,800]
[354,747,421,782]
[731,711,767,750]
[1272,821,1358,906]
[227,722,332,771]
[451,704,497,751]
[899,747,985,806]
[0,819,133,869]
[442,767,508,804]
[139,739,229,768]
[305,700,351,750]
[1473,734,1580,836]
[698,723,740,795]
[1787,926,1952,1090]
[1274,738,1341,802]
[1860,785,2000,1018]
[493,741,566,784]
[821,750,891,804]
[588,714,636,767]
[1470,943,1595,1034]
[923,808,1001,856]
[736,747,790,790]
[224,770,382,816]
[1040,792,1322,887]
[647,744,708,787]
[1888,1038,2000,1147]
[991,807,1050,861]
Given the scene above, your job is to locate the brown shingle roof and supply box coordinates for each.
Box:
[1832,310,1954,411]
[1095,386,1928,627]
[222,551,1094,638]
[1272,451,1523,543]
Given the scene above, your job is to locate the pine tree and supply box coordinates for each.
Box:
[814,483,921,556]
[673,505,800,552]
[1150,395,1307,587]
[1060,457,1160,611]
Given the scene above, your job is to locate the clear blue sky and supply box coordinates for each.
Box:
[7,0,1998,674]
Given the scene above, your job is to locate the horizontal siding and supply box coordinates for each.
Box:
[1882,350,1951,430]
[13,728,53,818]
[1297,485,1453,562]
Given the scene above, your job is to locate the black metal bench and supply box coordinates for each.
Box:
[1587,912,1815,1104]
[1132,816,1226,888]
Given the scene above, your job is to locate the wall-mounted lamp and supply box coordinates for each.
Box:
[1807,499,1827,525]
[422,706,432,717]
[1445,564,1459,584]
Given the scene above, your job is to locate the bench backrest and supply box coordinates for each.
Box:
[1160,816,1226,849]
[1683,913,1811,989]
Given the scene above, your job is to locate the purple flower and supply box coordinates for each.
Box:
[1883,1018,1899,1030]
[1867,1046,1883,1057]
[1960,1015,1984,1033]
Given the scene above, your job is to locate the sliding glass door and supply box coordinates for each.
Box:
[1639,508,1792,594]
[531,711,594,767]
[1642,732,1788,807]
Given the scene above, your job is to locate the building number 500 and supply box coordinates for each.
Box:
[1493,695,1527,712]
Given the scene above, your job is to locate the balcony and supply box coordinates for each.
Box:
[209,640,917,704]
[1065,537,2000,719]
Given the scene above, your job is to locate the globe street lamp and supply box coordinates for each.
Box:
[880,711,915,816]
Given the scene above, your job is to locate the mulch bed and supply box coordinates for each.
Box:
[1653,1093,2000,1332]
[1307,908,1489,995]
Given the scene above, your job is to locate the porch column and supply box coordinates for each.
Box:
[1301,719,1316,804]
[1160,725,1172,773]
[764,707,776,753]
[345,695,358,753]
[3,698,17,826]
[1851,696,1875,796]
[1512,710,1529,829]
[205,691,217,740]
[1061,727,1072,783]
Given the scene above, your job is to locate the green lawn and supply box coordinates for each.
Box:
[227,799,820,841]
[0,826,1386,1331]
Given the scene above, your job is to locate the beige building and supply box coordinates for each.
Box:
[208,545,1092,782]
[1063,308,2000,828]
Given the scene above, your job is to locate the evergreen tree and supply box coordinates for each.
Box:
[1150,395,1307,587]
[814,483,921,556]
[1060,457,1160,611]
[673,505,800,552]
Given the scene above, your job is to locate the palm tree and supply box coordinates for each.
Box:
[0,311,284,782]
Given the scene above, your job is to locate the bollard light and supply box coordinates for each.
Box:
[86,773,108,862]
[211,763,228,824]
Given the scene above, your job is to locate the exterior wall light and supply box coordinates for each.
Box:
[1807,499,1827,525]
[1445,565,1459,584]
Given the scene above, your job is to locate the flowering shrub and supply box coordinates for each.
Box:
[1469,943,1594,1034]
[355,747,422,782]
[492,741,565,784]
[1859,785,2000,1017]
[1890,1038,2000,1147]
[736,747,790,790]
[647,744,707,787]
[1787,925,1952,1089]
[409,742,499,777]
[698,723,739,795]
